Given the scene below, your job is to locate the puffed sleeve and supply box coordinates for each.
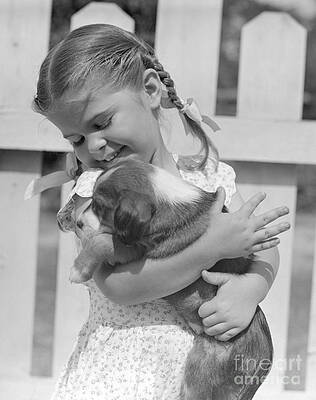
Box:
[204,159,237,207]
[173,153,237,207]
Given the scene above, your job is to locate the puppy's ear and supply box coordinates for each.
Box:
[114,190,155,247]
[91,191,114,224]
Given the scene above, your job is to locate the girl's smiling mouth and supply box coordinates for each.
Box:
[103,145,126,162]
[100,146,126,163]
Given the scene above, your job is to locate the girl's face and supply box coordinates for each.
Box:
[46,76,165,169]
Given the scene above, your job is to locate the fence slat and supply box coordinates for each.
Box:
[0,0,52,110]
[0,151,41,377]
[0,0,51,384]
[71,2,134,31]
[211,117,316,165]
[2,113,316,166]
[306,222,316,393]
[256,390,316,400]
[0,376,55,400]
[236,12,307,394]
[155,0,223,154]
[233,162,297,396]
[237,12,306,120]
[53,183,89,377]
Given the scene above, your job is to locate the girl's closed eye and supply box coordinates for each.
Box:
[93,117,112,131]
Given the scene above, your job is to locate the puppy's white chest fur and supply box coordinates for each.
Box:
[150,167,200,204]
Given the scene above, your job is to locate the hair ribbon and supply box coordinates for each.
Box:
[24,152,78,200]
[161,90,220,133]
[179,98,221,132]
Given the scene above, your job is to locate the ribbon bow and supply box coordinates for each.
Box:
[180,98,221,132]
[161,90,221,133]
[24,152,78,200]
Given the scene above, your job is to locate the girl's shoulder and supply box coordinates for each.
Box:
[172,153,236,206]
[67,169,103,200]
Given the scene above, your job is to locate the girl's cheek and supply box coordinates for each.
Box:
[73,150,85,165]
[74,147,93,167]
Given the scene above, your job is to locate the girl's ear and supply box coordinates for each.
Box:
[113,190,155,247]
[142,68,162,110]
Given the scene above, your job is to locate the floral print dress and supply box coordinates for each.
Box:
[51,154,236,400]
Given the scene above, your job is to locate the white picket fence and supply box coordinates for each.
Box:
[0,1,316,399]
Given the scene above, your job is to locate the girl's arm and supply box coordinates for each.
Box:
[198,188,287,341]
[93,189,289,305]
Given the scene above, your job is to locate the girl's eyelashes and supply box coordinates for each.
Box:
[93,117,112,131]
[67,117,112,146]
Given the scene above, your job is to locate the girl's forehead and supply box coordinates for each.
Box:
[49,83,116,118]
[47,84,142,129]
[58,81,109,109]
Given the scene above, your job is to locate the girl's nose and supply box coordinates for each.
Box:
[87,132,108,160]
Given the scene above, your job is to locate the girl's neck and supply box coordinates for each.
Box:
[150,139,181,178]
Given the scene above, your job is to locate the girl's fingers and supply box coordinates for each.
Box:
[254,222,290,243]
[201,270,231,286]
[214,328,241,342]
[240,192,266,217]
[251,238,280,253]
[253,206,289,230]
[204,322,230,337]
[198,301,217,318]
[202,313,221,328]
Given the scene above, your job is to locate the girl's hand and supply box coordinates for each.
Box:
[209,187,290,260]
[198,270,263,341]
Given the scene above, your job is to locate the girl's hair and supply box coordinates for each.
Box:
[34,24,218,170]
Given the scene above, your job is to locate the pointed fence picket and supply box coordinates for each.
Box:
[156,0,223,155]
[306,233,316,395]
[234,12,305,396]
[71,2,134,31]
[0,1,316,399]
[0,1,52,399]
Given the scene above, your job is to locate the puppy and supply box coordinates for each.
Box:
[72,159,273,400]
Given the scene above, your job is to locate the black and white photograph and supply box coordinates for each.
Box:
[1,0,316,399]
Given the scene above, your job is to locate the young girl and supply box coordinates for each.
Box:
[33,24,290,400]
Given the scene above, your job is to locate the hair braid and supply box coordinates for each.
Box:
[140,53,184,110]
[140,52,218,170]
[152,62,184,110]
